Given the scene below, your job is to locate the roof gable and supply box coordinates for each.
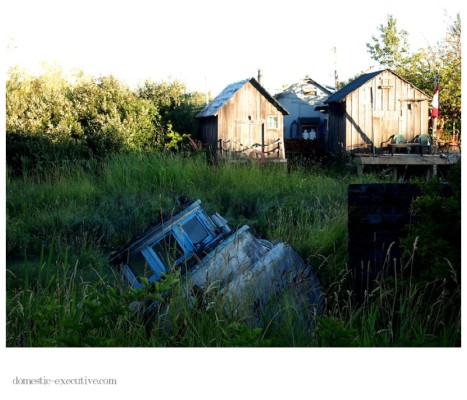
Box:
[276,77,334,99]
[325,70,383,103]
[196,77,288,118]
[325,69,431,104]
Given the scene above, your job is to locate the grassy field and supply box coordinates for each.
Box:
[6,152,461,346]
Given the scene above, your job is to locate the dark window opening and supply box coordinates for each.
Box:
[130,252,153,281]
[152,233,184,268]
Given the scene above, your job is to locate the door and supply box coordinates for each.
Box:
[235,121,264,155]
[373,110,399,146]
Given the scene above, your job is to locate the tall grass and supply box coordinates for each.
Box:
[7,152,362,267]
[324,248,461,347]
[6,152,460,346]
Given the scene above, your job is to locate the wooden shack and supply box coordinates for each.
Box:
[324,69,431,154]
[196,77,289,161]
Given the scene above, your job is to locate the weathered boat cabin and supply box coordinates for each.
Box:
[324,69,431,154]
[196,77,289,161]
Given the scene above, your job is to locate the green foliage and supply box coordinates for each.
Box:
[138,79,205,138]
[315,316,359,347]
[366,13,462,136]
[6,153,461,347]
[6,247,179,347]
[5,68,206,176]
[6,65,81,140]
[403,162,461,285]
[219,323,268,347]
[322,248,461,347]
[436,14,462,134]
[366,15,410,70]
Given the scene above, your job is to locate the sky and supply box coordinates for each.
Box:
[3,0,462,96]
[1,1,466,399]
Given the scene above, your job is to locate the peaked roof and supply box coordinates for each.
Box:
[196,77,289,118]
[325,69,431,104]
[276,76,334,98]
[307,78,335,95]
[325,70,383,103]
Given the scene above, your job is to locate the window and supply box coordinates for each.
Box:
[130,252,153,281]
[267,116,279,129]
[182,216,209,247]
[122,204,224,288]
[152,233,184,268]
[127,247,167,285]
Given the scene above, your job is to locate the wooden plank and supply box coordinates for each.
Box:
[357,154,460,166]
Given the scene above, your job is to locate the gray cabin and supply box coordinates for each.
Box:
[275,76,334,140]
[196,77,289,161]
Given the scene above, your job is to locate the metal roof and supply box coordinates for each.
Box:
[325,69,431,104]
[276,77,334,99]
[196,77,289,118]
[325,70,383,103]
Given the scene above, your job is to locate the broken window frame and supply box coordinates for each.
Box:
[122,210,219,288]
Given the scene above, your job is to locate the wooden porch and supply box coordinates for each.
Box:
[353,153,461,180]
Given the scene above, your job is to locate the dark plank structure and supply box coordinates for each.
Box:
[348,183,422,299]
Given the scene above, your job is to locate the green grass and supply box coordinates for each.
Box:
[5,152,461,347]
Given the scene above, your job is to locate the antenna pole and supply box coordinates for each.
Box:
[333,46,339,90]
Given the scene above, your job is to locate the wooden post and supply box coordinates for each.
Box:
[432,72,439,142]
[261,123,265,154]
[426,168,431,181]
[357,163,364,176]
[370,87,375,154]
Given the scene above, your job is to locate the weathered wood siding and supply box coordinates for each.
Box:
[328,70,430,154]
[328,102,347,153]
[217,81,285,158]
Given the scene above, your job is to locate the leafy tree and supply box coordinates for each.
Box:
[69,75,161,153]
[138,79,206,139]
[366,15,410,72]
[6,63,215,174]
[6,66,86,174]
[436,13,461,135]
[366,13,461,137]
[6,65,80,140]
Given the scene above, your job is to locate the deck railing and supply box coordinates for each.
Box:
[218,139,283,159]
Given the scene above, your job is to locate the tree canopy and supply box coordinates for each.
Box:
[366,13,461,137]
[6,67,208,175]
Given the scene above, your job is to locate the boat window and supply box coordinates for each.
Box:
[182,216,209,246]
[152,233,184,268]
[129,252,153,281]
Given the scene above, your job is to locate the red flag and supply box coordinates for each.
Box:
[431,79,439,119]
